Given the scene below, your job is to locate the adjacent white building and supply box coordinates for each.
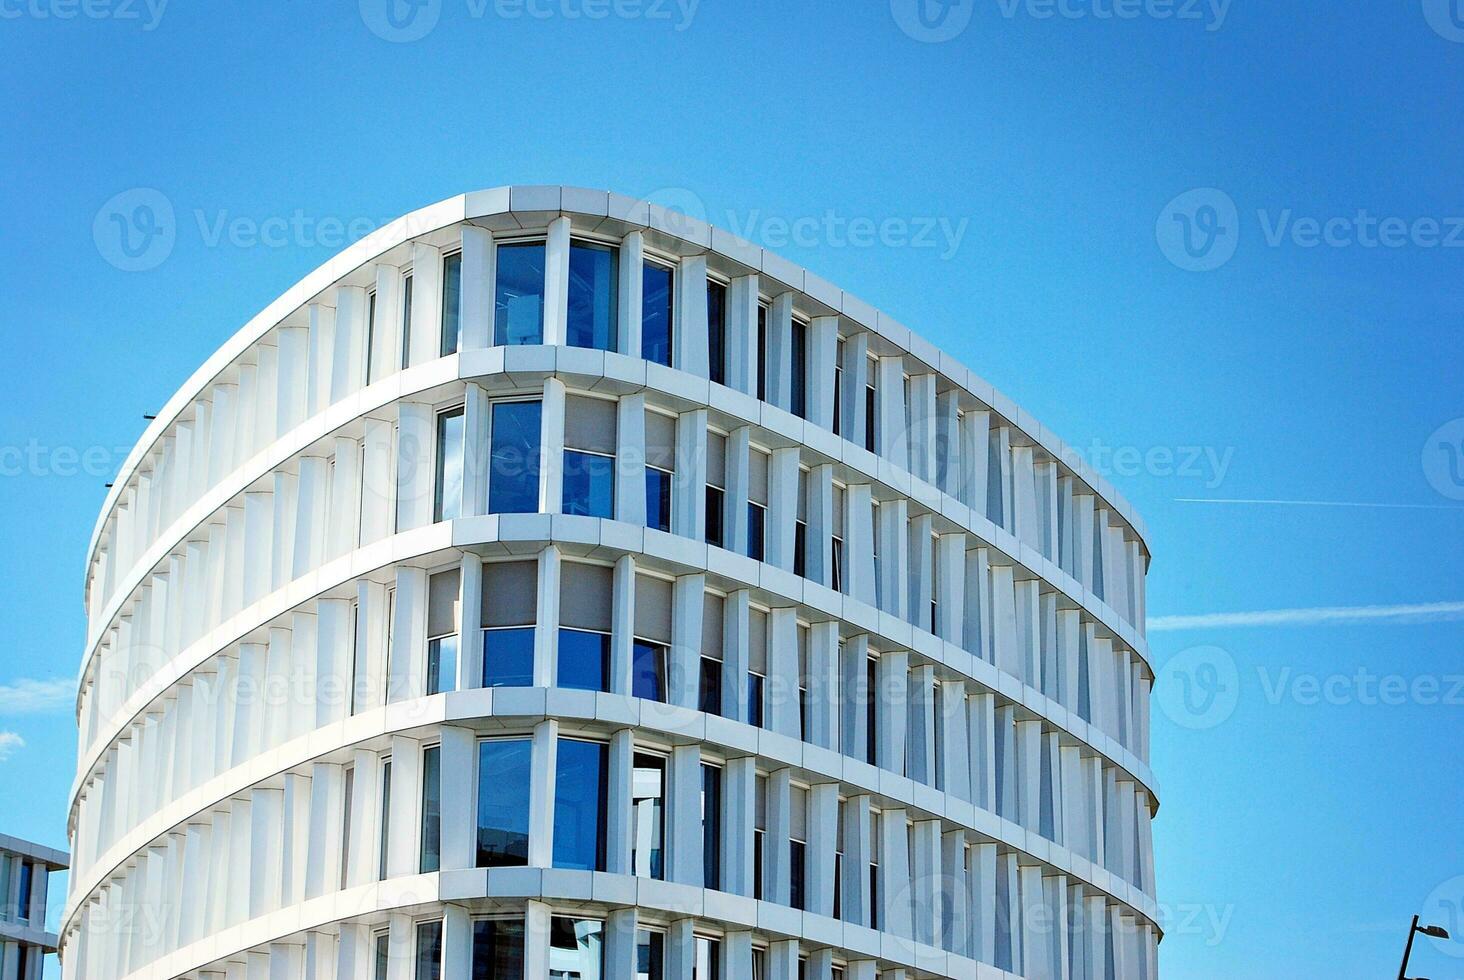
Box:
[64,186,1159,979]
[0,834,67,980]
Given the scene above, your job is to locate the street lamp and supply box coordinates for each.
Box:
[1398,913,1451,980]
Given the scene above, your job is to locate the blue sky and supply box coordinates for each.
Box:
[3,1,1463,976]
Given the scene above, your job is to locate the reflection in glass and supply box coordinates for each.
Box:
[435,408,465,522]
[642,262,674,366]
[476,739,531,867]
[415,920,443,980]
[636,929,664,980]
[707,281,727,386]
[549,917,604,980]
[494,243,546,346]
[631,753,665,880]
[553,740,608,871]
[441,252,462,355]
[420,746,441,873]
[426,635,458,696]
[489,401,542,514]
[568,242,618,351]
[472,919,525,980]
[632,640,665,702]
[645,467,673,532]
[563,450,615,519]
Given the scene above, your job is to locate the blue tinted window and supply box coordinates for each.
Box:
[483,627,535,688]
[563,450,615,519]
[567,242,618,351]
[495,243,546,346]
[426,635,457,696]
[637,930,665,980]
[420,746,441,873]
[702,764,721,890]
[434,408,464,522]
[553,740,608,871]
[705,486,724,548]
[476,739,532,867]
[707,281,726,386]
[698,657,722,715]
[646,467,672,532]
[557,628,610,692]
[631,754,665,880]
[790,319,807,418]
[489,401,542,514]
[472,920,525,980]
[441,252,462,356]
[747,673,765,728]
[747,503,766,561]
[632,640,665,702]
[642,262,674,366]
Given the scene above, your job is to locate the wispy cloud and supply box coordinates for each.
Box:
[1176,497,1464,510]
[0,677,75,714]
[0,732,24,762]
[1151,601,1464,631]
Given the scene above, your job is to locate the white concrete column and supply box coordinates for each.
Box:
[395,403,433,532]
[766,447,800,572]
[673,410,708,539]
[725,427,751,554]
[876,497,909,619]
[668,744,703,886]
[969,843,998,966]
[721,590,752,724]
[461,384,490,519]
[806,463,834,587]
[875,650,909,776]
[460,224,495,350]
[808,316,839,430]
[722,755,756,896]
[333,285,369,402]
[409,242,443,366]
[458,554,483,692]
[439,726,476,871]
[720,932,754,979]
[609,555,636,697]
[764,767,792,905]
[807,782,839,917]
[765,292,794,411]
[388,566,427,703]
[845,484,876,606]
[385,735,421,878]
[908,512,934,630]
[878,809,913,939]
[542,216,571,346]
[806,621,839,750]
[805,949,834,980]
[441,906,473,980]
[1016,719,1043,833]
[841,331,869,446]
[840,634,870,760]
[841,794,872,926]
[372,262,403,377]
[767,607,800,739]
[616,230,644,356]
[940,680,972,802]
[908,664,937,786]
[615,393,647,526]
[676,255,709,377]
[527,720,559,867]
[247,787,284,918]
[605,729,635,876]
[876,355,907,467]
[725,274,759,395]
[942,830,970,956]
[935,531,966,644]
[766,939,799,980]
[534,545,561,688]
[908,374,937,484]
[969,691,995,813]
[304,762,344,899]
[605,907,638,980]
[911,818,942,948]
[670,575,705,709]
[540,376,566,514]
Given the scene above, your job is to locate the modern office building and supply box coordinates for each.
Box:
[0,834,67,980]
[64,187,1158,979]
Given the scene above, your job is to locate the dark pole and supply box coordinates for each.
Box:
[1397,914,1419,980]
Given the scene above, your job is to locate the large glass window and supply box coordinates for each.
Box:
[488,400,542,514]
[642,261,675,366]
[637,929,665,980]
[705,430,726,548]
[753,774,766,900]
[756,304,768,402]
[415,921,443,980]
[441,252,463,356]
[747,503,766,562]
[426,568,460,696]
[702,764,722,890]
[434,407,465,522]
[366,290,379,385]
[420,746,441,873]
[472,920,525,979]
[644,467,670,532]
[549,918,604,978]
[789,785,807,910]
[374,931,390,980]
[563,394,617,519]
[379,759,392,880]
[695,938,721,980]
[567,241,618,351]
[482,560,537,688]
[557,628,610,692]
[698,657,722,716]
[15,861,32,921]
[494,242,546,346]
[476,739,532,868]
[553,739,608,871]
[707,280,727,386]
[631,753,666,880]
